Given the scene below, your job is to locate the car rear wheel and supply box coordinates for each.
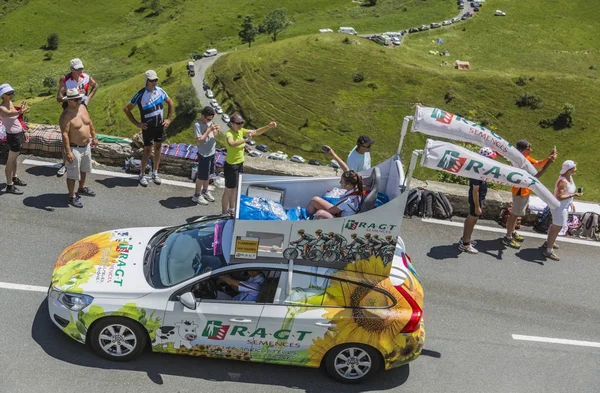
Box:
[325,343,381,383]
[89,317,147,361]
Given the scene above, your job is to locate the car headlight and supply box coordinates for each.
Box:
[57,292,94,311]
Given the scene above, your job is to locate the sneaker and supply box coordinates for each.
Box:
[192,194,209,205]
[542,249,560,261]
[152,173,162,185]
[459,238,477,246]
[502,236,521,249]
[12,177,27,186]
[5,184,23,195]
[56,165,66,177]
[227,208,235,216]
[512,232,525,242]
[458,242,479,254]
[139,175,149,187]
[68,196,83,208]
[202,190,215,202]
[77,187,96,197]
[542,241,560,250]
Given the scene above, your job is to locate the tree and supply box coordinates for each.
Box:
[262,8,290,42]
[239,15,259,48]
[46,33,59,50]
[175,86,200,117]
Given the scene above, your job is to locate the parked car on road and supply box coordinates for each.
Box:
[215,106,223,114]
[247,149,262,158]
[222,114,230,123]
[308,159,322,166]
[408,28,419,33]
[473,7,480,12]
[442,20,452,26]
[338,27,357,35]
[328,160,341,169]
[430,22,441,29]
[246,138,256,146]
[290,155,305,163]
[256,144,269,152]
[419,25,430,31]
[205,90,214,98]
[495,10,506,16]
[459,4,464,9]
[451,17,461,23]
[210,99,218,107]
[268,152,287,161]
[203,48,218,57]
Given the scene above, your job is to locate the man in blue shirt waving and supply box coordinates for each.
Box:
[346,135,374,172]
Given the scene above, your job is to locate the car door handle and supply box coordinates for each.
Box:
[229,318,252,323]
[315,322,335,327]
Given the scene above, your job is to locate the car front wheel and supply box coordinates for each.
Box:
[324,343,381,383]
[89,317,147,361]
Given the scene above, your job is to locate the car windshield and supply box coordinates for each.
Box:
[157,219,227,286]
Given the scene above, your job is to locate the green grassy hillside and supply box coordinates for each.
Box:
[207,1,600,200]
[1,0,598,199]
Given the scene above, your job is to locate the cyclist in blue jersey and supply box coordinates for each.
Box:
[123,70,174,187]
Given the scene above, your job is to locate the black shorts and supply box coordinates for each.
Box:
[142,124,165,146]
[6,133,23,153]
[196,154,215,181]
[469,199,485,217]
[224,162,243,189]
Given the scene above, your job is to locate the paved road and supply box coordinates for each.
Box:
[1,157,599,393]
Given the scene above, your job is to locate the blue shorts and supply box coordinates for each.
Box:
[196,154,215,181]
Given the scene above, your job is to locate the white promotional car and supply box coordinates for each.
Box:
[247,149,262,158]
[268,152,287,161]
[221,114,230,123]
[48,153,424,383]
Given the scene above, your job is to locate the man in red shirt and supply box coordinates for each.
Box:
[502,139,557,248]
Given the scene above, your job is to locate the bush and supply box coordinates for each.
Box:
[516,93,544,109]
[540,103,575,130]
[352,71,365,83]
[175,86,200,117]
[43,76,56,88]
[278,79,290,86]
[46,33,59,50]
[129,45,138,57]
[367,82,378,90]
[444,91,456,103]
[165,67,173,79]
[342,37,351,45]
[43,52,53,61]
[515,75,527,86]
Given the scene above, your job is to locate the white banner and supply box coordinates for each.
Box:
[412,106,538,176]
[422,139,559,209]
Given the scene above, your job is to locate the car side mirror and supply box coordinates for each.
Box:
[179,292,197,310]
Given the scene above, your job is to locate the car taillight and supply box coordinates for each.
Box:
[395,285,423,333]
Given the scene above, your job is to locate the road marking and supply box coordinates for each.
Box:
[22,158,215,190]
[0,281,48,293]
[421,218,600,247]
[512,334,600,349]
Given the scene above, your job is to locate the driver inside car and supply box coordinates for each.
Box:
[218,271,265,302]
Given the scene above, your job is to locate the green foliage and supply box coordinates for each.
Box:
[51,260,96,293]
[175,85,200,117]
[262,8,291,42]
[365,0,378,6]
[352,71,365,83]
[540,103,575,130]
[150,0,162,15]
[46,33,59,50]
[239,15,259,48]
[43,76,57,89]
[165,67,173,79]
[515,75,528,86]
[516,93,543,109]
[43,52,53,61]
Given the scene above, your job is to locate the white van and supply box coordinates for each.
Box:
[203,48,218,57]
[187,61,194,71]
[338,27,357,35]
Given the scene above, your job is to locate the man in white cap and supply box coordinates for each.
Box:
[59,88,99,208]
[123,70,174,187]
[0,83,30,194]
[55,58,99,177]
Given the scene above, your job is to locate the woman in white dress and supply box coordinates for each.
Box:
[543,160,582,261]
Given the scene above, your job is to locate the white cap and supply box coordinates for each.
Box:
[560,160,576,175]
[0,83,15,97]
[145,70,158,82]
[70,58,84,70]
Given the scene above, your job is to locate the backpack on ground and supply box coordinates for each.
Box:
[404,188,422,217]
[572,212,600,241]
[418,190,435,218]
[432,191,453,219]
[532,206,553,234]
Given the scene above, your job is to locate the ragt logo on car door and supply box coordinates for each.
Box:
[201,320,312,346]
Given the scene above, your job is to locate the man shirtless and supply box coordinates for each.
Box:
[59,88,98,208]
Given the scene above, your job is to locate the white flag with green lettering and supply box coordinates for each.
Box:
[422,139,559,209]
[412,106,538,176]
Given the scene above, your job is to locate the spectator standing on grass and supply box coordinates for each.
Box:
[347,135,375,172]
[123,70,174,187]
[543,160,582,261]
[221,114,277,215]
[192,106,220,205]
[55,58,99,177]
[458,147,497,254]
[0,83,30,195]
[59,88,98,208]
[502,139,557,249]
